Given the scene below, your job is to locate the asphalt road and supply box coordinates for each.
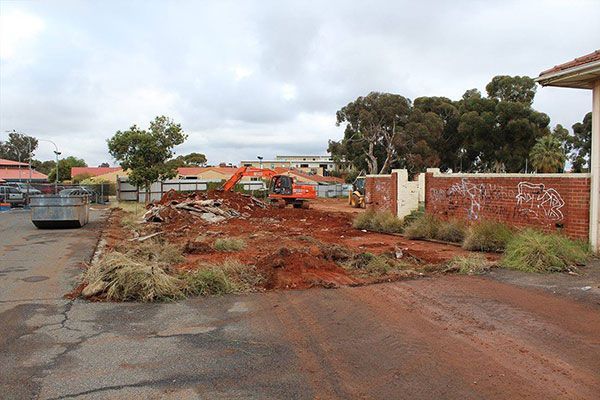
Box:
[1,208,599,399]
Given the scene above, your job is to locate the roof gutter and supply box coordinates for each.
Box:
[536,60,600,86]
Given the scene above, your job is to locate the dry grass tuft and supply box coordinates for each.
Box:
[84,252,186,302]
[404,214,441,240]
[446,254,491,275]
[462,221,513,252]
[353,210,404,233]
[213,238,246,252]
[182,259,265,295]
[502,229,589,273]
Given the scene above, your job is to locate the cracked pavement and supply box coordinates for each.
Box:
[1,208,600,399]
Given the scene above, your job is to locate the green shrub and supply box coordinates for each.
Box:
[353,210,403,233]
[502,229,589,273]
[447,254,490,275]
[462,221,513,252]
[213,238,246,252]
[436,220,467,243]
[404,214,441,240]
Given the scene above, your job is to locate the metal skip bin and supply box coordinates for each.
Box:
[30,195,90,229]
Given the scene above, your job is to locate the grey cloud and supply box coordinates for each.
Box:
[1,0,599,166]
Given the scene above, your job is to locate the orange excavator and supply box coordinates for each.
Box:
[221,166,316,208]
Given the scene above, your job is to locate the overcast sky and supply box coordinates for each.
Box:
[1,0,599,166]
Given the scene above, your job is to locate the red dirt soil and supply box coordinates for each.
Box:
[111,192,497,290]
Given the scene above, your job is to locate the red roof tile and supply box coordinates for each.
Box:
[177,167,237,176]
[539,50,600,77]
[0,158,29,167]
[0,168,48,181]
[71,167,123,177]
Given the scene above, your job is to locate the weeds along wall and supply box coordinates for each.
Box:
[425,169,591,240]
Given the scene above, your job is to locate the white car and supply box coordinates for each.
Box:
[0,186,25,207]
[7,182,42,196]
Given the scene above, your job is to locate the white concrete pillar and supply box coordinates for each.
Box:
[590,80,600,252]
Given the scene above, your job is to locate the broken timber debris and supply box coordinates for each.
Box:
[142,190,268,224]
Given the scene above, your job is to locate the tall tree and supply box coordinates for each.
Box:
[457,83,549,172]
[571,112,592,172]
[412,96,460,171]
[167,152,207,168]
[333,92,411,174]
[529,135,566,173]
[485,75,536,105]
[107,116,187,197]
[47,156,87,182]
[0,131,39,162]
[550,124,572,157]
[31,160,57,176]
[402,107,443,174]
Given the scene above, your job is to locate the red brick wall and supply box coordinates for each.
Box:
[365,173,398,215]
[425,173,590,239]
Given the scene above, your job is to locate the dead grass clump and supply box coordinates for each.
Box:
[502,229,590,273]
[319,243,353,262]
[353,209,376,230]
[84,252,186,302]
[213,238,246,252]
[345,252,411,276]
[463,221,513,252]
[436,220,467,243]
[353,210,403,234]
[446,254,491,275]
[182,268,235,296]
[125,239,184,266]
[182,259,265,295]
[404,214,441,240]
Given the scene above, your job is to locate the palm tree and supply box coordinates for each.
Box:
[529,135,566,173]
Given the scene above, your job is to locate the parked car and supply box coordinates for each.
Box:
[6,182,42,196]
[59,187,99,202]
[0,186,26,207]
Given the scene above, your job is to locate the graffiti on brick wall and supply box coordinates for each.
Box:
[428,178,565,223]
[446,179,486,220]
[515,182,565,221]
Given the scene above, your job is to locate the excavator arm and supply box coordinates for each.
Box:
[221,166,277,191]
[221,166,249,191]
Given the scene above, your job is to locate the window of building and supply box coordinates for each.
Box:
[300,163,309,168]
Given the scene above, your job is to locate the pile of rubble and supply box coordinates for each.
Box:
[143,190,269,224]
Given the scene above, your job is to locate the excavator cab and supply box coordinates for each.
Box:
[269,175,293,195]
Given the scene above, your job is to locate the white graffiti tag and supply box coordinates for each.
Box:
[447,179,486,220]
[515,182,565,221]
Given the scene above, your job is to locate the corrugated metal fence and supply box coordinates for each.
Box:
[117,178,351,202]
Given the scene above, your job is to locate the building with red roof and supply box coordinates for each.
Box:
[0,158,48,182]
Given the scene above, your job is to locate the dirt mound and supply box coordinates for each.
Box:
[145,190,269,224]
[257,247,359,290]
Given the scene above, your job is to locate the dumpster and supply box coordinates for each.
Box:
[30,195,90,228]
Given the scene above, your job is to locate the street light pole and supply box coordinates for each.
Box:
[37,139,60,194]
